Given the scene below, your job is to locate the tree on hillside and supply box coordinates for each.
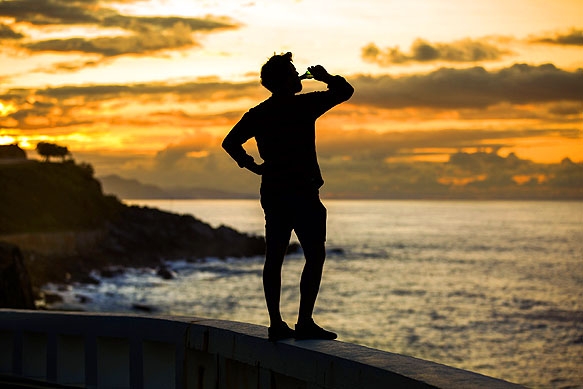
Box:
[36,142,71,162]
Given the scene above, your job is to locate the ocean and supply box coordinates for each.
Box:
[44,200,583,388]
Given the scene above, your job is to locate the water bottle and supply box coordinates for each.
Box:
[299,70,313,80]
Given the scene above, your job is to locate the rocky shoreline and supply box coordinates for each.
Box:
[0,160,300,310]
[1,204,289,309]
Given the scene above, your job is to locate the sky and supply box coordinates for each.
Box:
[0,0,581,195]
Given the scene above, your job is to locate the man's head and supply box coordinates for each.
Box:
[260,52,302,95]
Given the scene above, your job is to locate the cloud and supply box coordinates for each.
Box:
[0,0,100,25]
[80,130,582,199]
[0,79,261,130]
[2,62,580,131]
[548,102,583,117]
[316,128,580,161]
[0,23,24,40]
[154,133,220,169]
[33,79,260,102]
[25,21,198,56]
[531,28,583,46]
[39,59,103,74]
[101,14,235,32]
[350,63,583,109]
[362,37,510,66]
[0,0,238,66]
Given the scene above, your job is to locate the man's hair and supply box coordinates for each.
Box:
[260,52,293,93]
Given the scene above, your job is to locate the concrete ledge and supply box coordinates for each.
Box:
[0,309,524,388]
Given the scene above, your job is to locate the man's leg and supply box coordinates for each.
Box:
[294,196,336,340]
[296,242,337,340]
[297,240,326,323]
[263,228,291,326]
[261,195,293,329]
[262,198,296,341]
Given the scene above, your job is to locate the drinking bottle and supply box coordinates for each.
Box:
[299,70,313,80]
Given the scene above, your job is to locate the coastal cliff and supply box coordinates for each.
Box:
[0,160,266,297]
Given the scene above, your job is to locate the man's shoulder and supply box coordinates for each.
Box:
[248,98,275,115]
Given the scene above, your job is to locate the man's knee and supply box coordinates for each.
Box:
[302,242,326,265]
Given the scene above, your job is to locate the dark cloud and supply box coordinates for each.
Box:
[362,38,509,66]
[81,137,582,199]
[153,133,218,169]
[0,0,100,25]
[2,62,580,131]
[1,61,580,132]
[532,28,583,46]
[548,102,583,117]
[0,23,24,40]
[25,22,197,56]
[33,79,260,101]
[350,64,583,109]
[40,59,103,74]
[101,14,235,32]
[0,79,261,130]
[0,0,238,62]
[317,128,580,161]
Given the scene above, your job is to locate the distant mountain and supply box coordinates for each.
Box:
[99,174,256,199]
[99,175,170,199]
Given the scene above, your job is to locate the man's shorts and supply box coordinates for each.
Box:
[260,189,327,245]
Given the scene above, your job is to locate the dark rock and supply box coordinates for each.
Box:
[328,247,345,256]
[156,266,176,280]
[75,294,92,304]
[287,242,301,254]
[132,303,156,313]
[100,267,124,278]
[77,275,100,285]
[43,292,63,304]
[0,242,35,309]
[100,205,266,266]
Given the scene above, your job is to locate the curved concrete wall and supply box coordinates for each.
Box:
[0,309,523,388]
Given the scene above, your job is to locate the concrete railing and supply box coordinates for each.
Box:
[0,309,524,388]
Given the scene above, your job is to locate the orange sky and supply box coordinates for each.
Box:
[0,0,581,191]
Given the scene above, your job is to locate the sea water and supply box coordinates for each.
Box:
[45,200,583,388]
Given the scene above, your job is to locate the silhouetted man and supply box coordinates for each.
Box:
[222,52,354,341]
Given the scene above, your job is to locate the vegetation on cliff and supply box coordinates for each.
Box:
[0,160,122,234]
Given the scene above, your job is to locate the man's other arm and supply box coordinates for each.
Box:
[222,114,264,175]
[308,65,354,115]
[323,74,354,103]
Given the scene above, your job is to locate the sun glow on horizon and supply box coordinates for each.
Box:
[0,0,581,194]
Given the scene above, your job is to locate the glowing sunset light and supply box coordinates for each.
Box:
[0,0,580,195]
[0,135,16,145]
[0,102,16,117]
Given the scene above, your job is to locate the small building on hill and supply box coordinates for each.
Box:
[0,144,27,162]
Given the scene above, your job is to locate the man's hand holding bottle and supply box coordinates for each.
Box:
[300,65,333,84]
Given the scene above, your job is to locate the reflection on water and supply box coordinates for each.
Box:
[46,200,583,388]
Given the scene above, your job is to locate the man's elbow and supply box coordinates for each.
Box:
[221,137,232,153]
[341,83,355,102]
[346,84,355,100]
